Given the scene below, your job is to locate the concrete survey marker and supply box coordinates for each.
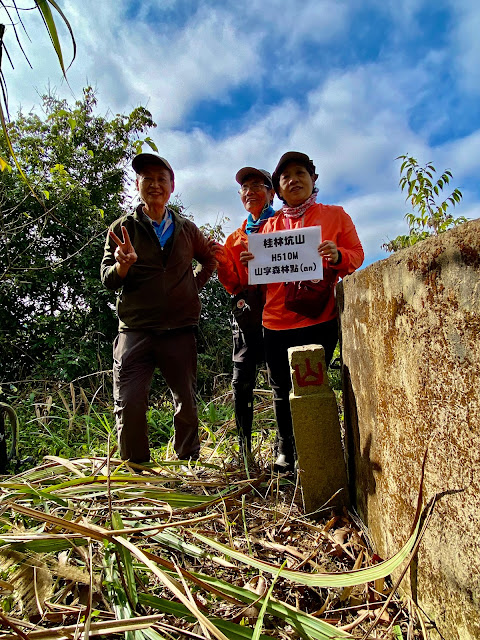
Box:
[288,344,348,514]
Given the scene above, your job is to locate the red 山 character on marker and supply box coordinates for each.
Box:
[294,358,324,387]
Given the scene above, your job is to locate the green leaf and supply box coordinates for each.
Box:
[253,562,286,640]
[5,486,68,507]
[144,137,158,152]
[393,624,403,639]
[113,536,232,640]
[138,593,272,640]
[193,515,421,589]
[111,512,138,608]
[0,155,11,172]
[4,537,88,553]
[192,571,353,639]
[42,189,50,200]
[0,103,33,191]
[35,0,76,75]
[68,118,76,130]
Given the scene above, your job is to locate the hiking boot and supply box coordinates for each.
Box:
[273,453,295,474]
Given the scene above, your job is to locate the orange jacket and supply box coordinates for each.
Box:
[216,219,251,295]
[260,203,364,330]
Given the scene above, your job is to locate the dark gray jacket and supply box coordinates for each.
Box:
[101,205,215,331]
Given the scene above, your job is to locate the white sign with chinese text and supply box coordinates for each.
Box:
[248,226,323,285]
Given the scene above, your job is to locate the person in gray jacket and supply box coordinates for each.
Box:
[101,153,216,464]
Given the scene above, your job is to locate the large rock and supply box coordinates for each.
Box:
[288,344,348,513]
[338,219,480,640]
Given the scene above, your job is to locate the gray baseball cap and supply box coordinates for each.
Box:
[235,167,273,189]
[132,153,175,182]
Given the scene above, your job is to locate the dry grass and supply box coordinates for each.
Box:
[0,428,429,640]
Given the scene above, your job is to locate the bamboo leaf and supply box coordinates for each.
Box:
[35,0,65,72]
[192,516,421,588]
[10,503,110,541]
[192,571,353,639]
[0,102,33,191]
[252,561,286,640]
[139,593,273,640]
[111,512,138,608]
[0,615,170,640]
[43,455,86,477]
[152,529,235,567]
[5,486,68,507]
[34,0,76,74]
[142,629,168,640]
[112,535,232,640]
[2,536,88,554]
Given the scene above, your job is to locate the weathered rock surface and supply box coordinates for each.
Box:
[338,219,480,640]
[288,344,348,513]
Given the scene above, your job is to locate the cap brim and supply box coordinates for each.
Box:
[235,166,273,188]
[273,152,311,178]
[132,153,173,176]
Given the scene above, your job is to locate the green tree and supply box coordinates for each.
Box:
[0,87,155,382]
[382,155,467,253]
[195,218,232,396]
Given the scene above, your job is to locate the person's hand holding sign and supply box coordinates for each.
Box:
[318,240,339,265]
[239,240,255,266]
[109,226,137,278]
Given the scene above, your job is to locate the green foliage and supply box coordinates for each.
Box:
[382,154,467,252]
[4,392,110,463]
[198,276,232,396]
[3,381,236,471]
[186,211,233,396]
[327,344,341,392]
[0,87,155,382]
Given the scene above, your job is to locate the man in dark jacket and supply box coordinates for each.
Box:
[101,153,216,463]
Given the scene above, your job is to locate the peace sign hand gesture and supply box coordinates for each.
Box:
[109,225,137,278]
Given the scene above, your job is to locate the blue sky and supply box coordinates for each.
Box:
[4,0,480,265]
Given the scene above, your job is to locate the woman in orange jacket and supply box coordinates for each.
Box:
[241,152,364,472]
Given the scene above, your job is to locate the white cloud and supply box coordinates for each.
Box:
[448,0,480,94]
[342,191,411,263]
[66,1,258,126]
[6,1,259,126]
[437,130,480,179]
[233,0,350,46]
